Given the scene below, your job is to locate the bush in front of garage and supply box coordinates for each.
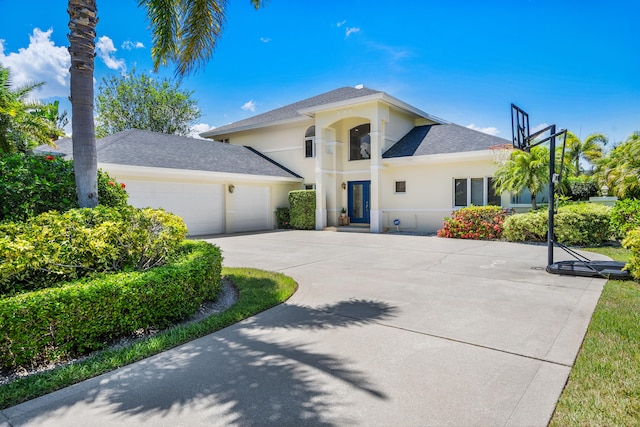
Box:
[622,228,640,280]
[0,153,128,223]
[276,207,292,229]
[0,240,222,368]
[288,190,315,230]
[0,206,187,295]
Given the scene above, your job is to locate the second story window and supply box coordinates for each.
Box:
[349,123,371,161]
[305,126,315,158]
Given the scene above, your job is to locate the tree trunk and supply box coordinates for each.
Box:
[68,0,98,208]
[531,191,537,210]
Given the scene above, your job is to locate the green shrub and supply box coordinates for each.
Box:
[503,203,611,246]
[555,203,611,245]
[0,153,128,223]
[0,206,187,295]
[437,205,508,240]
[275,207,291,229]
[610,199,640,239]
[622,228,640,280]
[502,210,548,242]
[566,176,599,201]
[289,190,315,230]
[0,240,222,368]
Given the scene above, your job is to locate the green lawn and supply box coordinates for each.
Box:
[0,267,297,410]
[550,246,640,426]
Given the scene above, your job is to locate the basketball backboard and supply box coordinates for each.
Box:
[511,103,530,152]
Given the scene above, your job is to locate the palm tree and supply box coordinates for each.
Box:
[68,0,264,207]
[565,131,607,176]
[493,146,550,210]
[0,65,62,153]
[596,133,640,199]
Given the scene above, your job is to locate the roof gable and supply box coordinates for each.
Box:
[383,124,510,158]
[35,129,302,179]
[201,86,384,136]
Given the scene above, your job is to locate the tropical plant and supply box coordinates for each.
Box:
[493,146,550,210]
[0,65,63,153]
[595,132,640,199]
[31,100,69,141]
[565,131,607,176]
[67,0,264,208]
[95,70,201,138]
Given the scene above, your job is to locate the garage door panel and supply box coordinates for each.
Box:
[233,185,271,232]
[124,180,224,236]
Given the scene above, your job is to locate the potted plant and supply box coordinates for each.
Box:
[341,207,346,217]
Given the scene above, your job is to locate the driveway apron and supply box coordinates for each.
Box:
[1,231,607,426]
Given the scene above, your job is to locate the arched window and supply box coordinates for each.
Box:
[304,126,315,158]
[349,123,371,161]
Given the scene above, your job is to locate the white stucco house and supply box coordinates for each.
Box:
[38,85,514,235]
[201,85,511,233]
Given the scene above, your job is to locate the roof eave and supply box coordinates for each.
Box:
[200,116,310,138]
[100,163,304,183]
[382,150,494,166]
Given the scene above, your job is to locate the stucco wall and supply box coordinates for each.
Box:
[379,154,499,233]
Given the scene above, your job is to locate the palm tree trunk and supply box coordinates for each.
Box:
[68,0,98,208]
[531,192,537,210]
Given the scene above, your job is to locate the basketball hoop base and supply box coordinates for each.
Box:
[547,260,629,280]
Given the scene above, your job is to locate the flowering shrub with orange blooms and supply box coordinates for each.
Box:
[437,205,510,240]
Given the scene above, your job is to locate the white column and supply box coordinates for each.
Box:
[314,133,327,230]
[369,123,385,233]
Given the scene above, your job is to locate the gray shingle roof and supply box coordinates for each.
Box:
[203,86,383,136]
[35,129,302,179]
[383,124,511,158]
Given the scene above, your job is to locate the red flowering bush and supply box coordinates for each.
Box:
[437,205,510,240]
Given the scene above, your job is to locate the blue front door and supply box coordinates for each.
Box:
[348,181,370,224]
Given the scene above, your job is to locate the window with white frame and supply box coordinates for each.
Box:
[304,184,316,190]
[304,126,315,158]
[454,177,502,207]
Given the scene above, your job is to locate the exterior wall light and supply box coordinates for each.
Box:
[341,182,346,190]
[228,184,235,193]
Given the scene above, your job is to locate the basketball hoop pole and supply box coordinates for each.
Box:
[548,125,556,266]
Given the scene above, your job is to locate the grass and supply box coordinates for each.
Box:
[0,267,297,410]
[550,246,640,426]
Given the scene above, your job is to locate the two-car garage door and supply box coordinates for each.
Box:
[124,180,271,236]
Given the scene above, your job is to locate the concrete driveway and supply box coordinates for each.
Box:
[2,231,607,426]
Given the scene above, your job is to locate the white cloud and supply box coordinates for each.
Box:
[337,20,347,27]
[189,123,213,139]
[345,27,360,37]
[0,28,70,100]
[466,124,500,136]
[96,36,126,72]
[260,37,271,43]
[121,40,145,50]
[241,100,256,112]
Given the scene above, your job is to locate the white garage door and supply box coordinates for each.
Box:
[125,180,224,236]
[233,185,271,232]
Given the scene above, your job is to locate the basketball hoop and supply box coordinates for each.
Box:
[489,143,513,165]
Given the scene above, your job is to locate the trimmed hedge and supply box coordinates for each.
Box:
[503,203,612,246]
[0,240,222,368]
[622,228,640,280]
[610,199,640,239]
[437,206,508,240]
[0,206,187,295]
[0,153,128,223]
[289,190,315,230]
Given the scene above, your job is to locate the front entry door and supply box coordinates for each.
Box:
[348,181,370,224]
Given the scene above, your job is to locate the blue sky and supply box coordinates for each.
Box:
[1,0,638,144]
